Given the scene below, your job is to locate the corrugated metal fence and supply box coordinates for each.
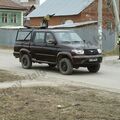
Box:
[0,29,17,46]
[0,26,115,52]
[73,25,115,51]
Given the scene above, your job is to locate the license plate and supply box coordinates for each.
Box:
[89,58,98,62]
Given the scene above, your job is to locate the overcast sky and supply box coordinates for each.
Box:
[40,0,46,5]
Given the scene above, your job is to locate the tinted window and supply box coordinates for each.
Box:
[34,32,45,43]
[46,33,55,43]
[17,31,31,41]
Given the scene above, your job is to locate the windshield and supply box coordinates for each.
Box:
[54,31,84,44]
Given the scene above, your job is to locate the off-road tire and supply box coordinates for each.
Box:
[58,58,73,75]
[87,64,100,73]
[21,54,32,69]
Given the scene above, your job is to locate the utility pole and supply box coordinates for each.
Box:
[112,0,119,31]
[112,0,120,59]
[98,0,103,49]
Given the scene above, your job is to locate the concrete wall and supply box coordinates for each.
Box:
[0,29,17,46]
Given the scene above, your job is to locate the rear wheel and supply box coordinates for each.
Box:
[21,54,32,69]
[87,64,100,73]
[58,58,73,75]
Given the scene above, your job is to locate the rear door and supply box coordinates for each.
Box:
[30,31,46,61]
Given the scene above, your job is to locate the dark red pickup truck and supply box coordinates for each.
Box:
[13,28,102,75]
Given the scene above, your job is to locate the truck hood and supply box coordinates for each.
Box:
[62,43,98,50]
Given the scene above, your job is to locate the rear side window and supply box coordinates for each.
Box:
[34,32,45,43]
[17,31,31,41]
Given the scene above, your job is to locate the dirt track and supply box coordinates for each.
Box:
[0,49,120,120]
[0,49,120,93]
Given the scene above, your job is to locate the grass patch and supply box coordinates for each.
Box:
[0,69,23,82]
[103,47,119,56]
[0,45,13,50]
[0,86,120,120]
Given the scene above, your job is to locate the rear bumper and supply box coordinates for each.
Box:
[72,55,102,66]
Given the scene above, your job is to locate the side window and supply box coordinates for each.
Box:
[46,33,55,44]
[17,31,31,41]
[34,32,45,43]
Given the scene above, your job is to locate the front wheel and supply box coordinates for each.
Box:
[21,54,32,69]
[87,64,100,73]
[58,58,73,75]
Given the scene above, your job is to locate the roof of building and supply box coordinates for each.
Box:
[49,21,98,28]
[0,0,26,10]
[27,0,94,18]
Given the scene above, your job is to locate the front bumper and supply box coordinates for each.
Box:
[13,52,20,58]
[72,55,102,66]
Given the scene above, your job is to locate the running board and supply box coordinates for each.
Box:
[32,58,56,64]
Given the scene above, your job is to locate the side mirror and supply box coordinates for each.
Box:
[83,40,86,43]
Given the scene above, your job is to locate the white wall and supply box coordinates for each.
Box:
[12,0,40,6]
[12,0,20,3]
[20,0,28,2]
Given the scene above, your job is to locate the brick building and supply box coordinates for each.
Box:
[27,0,115,29]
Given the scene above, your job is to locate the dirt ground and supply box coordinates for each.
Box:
[0,86,120,120]
[0,69,23,82]
[0,57,120,120]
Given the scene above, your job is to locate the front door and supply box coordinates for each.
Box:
[43,32,59,63]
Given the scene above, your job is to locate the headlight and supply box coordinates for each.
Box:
[72,49,84,54]
[97,49,102,54]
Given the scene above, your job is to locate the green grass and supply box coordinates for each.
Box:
[103,47,119,56]
[0,45,13,50]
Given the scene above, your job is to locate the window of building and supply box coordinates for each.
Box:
[11,14,17,23]
[2,13,8,23]
[107,0,111,7]
[61,19,74,25]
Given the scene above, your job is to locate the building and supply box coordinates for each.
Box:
[12,0,39,7]
[12,0,40,27]
[0,0,26,28]
[27,0,115,29]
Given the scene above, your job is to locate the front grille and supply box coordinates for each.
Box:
[84,49,98,55]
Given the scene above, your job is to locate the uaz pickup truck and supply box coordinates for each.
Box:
[13,28,102,75]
